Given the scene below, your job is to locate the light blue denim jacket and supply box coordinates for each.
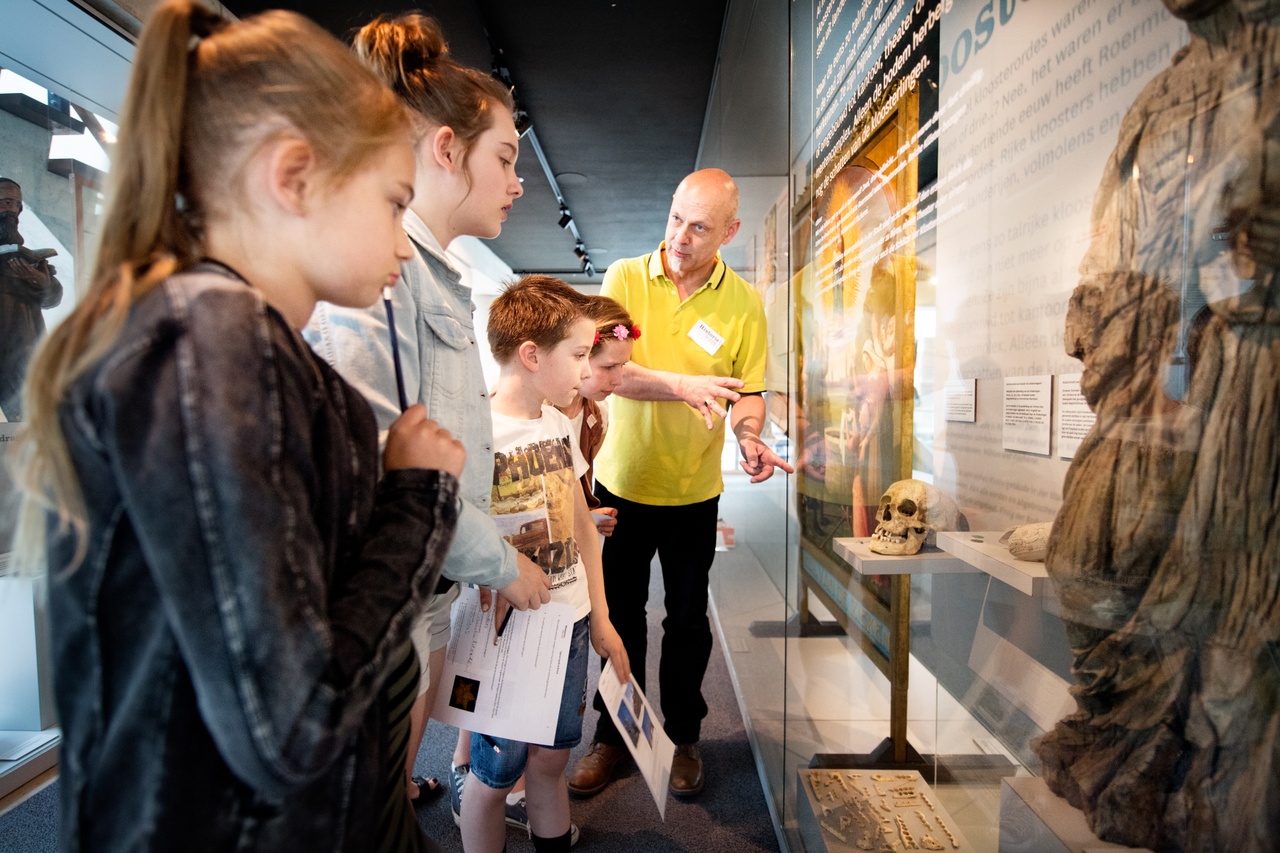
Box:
[305,210,517,590]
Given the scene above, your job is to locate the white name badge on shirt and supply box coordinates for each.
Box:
[688,320,725,356]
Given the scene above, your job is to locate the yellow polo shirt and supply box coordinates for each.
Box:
[594,244,767,506]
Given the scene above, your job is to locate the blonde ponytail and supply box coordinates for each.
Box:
[7,0,408,575]
[94,1,224,284]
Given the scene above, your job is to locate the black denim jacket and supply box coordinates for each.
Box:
[47,268,458,851]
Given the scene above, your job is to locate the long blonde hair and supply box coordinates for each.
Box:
[7,0,408,574]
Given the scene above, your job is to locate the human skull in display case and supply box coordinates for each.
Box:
[868,479,960,555]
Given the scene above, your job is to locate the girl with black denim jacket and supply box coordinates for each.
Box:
[8,3,465,851]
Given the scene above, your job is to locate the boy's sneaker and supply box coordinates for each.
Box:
[504,795,580,847]
[450,763,469,826]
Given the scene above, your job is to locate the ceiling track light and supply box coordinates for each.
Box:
[489,34,595,278]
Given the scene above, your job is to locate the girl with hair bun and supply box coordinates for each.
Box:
[303,9,552,832]
[9,2,465,850]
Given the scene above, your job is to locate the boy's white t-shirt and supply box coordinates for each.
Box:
[490,405,591,620]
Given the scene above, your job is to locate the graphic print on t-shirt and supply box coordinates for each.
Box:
[492,435,580,589]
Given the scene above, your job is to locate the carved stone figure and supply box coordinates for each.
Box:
[999,522,1052,562]
[1036,2,1280,850]
[0,178,63,421]
[868,479,959,555]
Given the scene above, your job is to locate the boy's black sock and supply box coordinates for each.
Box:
[531,828,573,853]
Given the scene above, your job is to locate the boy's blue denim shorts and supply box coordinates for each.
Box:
[468,615,590,790]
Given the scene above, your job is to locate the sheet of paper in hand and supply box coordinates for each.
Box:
[431,586,576,745]
[599,660,676,819]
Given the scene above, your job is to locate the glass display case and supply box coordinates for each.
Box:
[0,0,131,801]
[3,3,1277,852]
[714,0,1280,851]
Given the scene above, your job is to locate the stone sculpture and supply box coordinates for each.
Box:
[998,522,1052,562]
[1035,1,1280,850]
[868,479,959,555]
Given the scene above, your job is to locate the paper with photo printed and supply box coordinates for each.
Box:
[599,659,675,819]
[431,586,575,745]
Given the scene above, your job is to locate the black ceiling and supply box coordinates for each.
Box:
[220,0,731,286]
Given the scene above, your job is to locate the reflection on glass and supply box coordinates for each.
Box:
[0,70,110,425]
[800,119,918,554]
[0,177,64,421]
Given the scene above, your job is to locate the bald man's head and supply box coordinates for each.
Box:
[674,168,739,223]
[664,169,742,282]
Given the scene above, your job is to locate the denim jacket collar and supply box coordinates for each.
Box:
[403,211,464,289]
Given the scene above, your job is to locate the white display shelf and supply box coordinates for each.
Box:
[833,537,972,576]
[935,532,1050,596]
[0,729,58,802]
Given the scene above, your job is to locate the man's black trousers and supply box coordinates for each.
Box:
[589,481,720,747]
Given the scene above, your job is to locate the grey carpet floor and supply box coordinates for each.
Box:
[0,568,779,853]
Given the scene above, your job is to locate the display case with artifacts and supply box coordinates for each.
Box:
[796,768,970,852]
[775,0,1275,849]
[1034,1,1280,850]
[795,65,927,764]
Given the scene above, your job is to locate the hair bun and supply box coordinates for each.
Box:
[354,13,450,88]
[352,10,512,136]
[394,13,449,68]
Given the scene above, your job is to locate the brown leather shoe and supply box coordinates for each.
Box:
[669,743,704,797]
[567,741,628,798]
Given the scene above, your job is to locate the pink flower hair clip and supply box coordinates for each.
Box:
[594,324,641,347]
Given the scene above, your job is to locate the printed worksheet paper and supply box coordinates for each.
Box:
[599,660,675,819]
[432,586,575,745]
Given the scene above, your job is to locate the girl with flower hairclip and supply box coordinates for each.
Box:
[558,296,638,538]
[594,323,642,346]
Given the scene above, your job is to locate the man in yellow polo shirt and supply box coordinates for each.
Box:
[567,169,792,799]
